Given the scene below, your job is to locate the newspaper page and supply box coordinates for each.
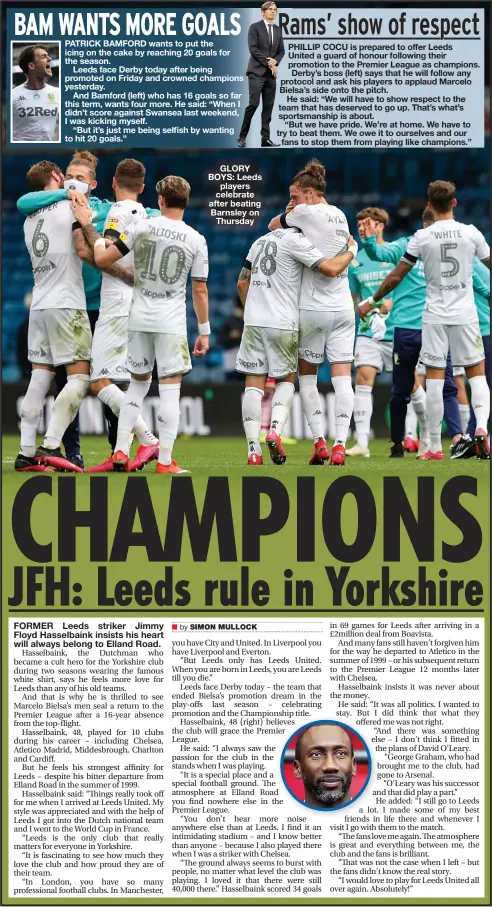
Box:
[1,1,490,905]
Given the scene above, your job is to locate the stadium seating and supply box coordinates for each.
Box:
[2,146,490,382]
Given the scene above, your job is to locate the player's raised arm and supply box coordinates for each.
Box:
[362,233,407,265]
[359,230,420,319]
[268,201,296,232]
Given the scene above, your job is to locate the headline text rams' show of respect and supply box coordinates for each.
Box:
[14,11,482,40]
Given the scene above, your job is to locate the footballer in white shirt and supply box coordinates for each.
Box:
[236,228,357,465]
[12,45,60,143]
[78,158,159,473]
[361,180,491,461]
[269,160,356,466]
[73,174,210,476]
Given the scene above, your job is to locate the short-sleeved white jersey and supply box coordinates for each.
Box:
[100,199,147,318]
[243,228,325,330]
[118,215,208,334]
[283,202,353,312]
[404,219,490,325]
[12,82,60,142]
[24,199,85,310]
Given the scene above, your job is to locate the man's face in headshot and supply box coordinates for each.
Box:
[32,47,52,79]
[262,3,278,23]
[293,724,356,808]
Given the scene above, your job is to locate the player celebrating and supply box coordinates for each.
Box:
[12,45,60,142]
[15,161,92,472]
[360,206,470,459]
[269,160,355,466]
[361,181,490,460]
[73,175,209,475]
[347,207,394,457]
[236,227,357,465]
[17,151,161,468]
[87,159,159,472]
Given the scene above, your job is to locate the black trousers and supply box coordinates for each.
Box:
[239,72,276,141]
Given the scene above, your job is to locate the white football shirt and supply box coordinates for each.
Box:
[283,202,353,312]
[243,228,325,330]
[404,219,490,325]
[24,199,85,310]
[119,215,209,334]
[12,82,60,142]
[100,199,147,318]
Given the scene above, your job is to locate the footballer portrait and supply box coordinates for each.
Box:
[11,41,61,143]
[281,721,371,810]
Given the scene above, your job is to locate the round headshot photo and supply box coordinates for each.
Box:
[281,720,371,811]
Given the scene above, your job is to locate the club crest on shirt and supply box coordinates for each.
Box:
[47,93,56,104]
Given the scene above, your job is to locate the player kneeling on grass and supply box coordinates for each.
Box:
[236,227,358,465]
[72,175,209,475]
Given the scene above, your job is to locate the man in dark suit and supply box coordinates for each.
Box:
[238,1,284,148]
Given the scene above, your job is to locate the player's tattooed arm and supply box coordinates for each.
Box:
[103,263,134,287]
[80,222,101,250]
[373,261,413,302]
[359,263,411,319]
[72,226,96,264]
[237,265,251,305]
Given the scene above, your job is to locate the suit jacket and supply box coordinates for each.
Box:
[246,20,285,76]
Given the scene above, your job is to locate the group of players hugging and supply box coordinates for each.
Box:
[15,154,490,474]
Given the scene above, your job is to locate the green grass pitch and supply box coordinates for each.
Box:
[2,433,489,480]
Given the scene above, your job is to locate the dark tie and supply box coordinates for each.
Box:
[268,24,273,51]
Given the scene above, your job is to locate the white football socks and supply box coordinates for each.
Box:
[425,379,445,453]
[43,374,90,449]
[158,383,181,465]
[299,374,324,441]
[20,369,54,457]
[331,375,354,447]
[270,381,294,436]
[468,375,490,432]
[242,386,263,456]
[405,399,418,439]
[458,403,471,434]
[353,384,373,448]
[116,378,151,456]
